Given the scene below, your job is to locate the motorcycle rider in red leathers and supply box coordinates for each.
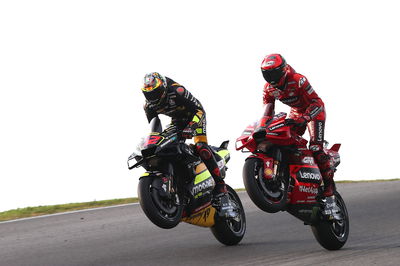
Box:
[258,54,339,218]
[141,72,236,218]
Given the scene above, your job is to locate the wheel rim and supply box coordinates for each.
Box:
[329,196,348,239]
[150,186,181,220]
[254,162,284,203]
[224,191,245,234]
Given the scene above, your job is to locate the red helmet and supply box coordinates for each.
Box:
[261,54,288,87]
[141,72,167,104]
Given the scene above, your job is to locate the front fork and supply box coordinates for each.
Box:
[141,163,176,199]
[249,149,282,182]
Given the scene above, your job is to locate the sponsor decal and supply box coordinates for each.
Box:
[299,77,306,87]
[192,178,214,195]
[268,123,285,131]
[298,171,321,181]
[281,96,299,104]
[296,167,321,184]
[299,185,319,194]
[317,121,324,142]
[263,60,275,67]
[275,113,286,119]
[264,168,273,176]
[302,156,315,165]
[158,136,177,148]
[182,206,215,227]
[266,132,279,136]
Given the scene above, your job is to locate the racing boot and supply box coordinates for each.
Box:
[195,142,236,218]
[321,195,342,221]
[212,181,237,219]
[312,148,340,220]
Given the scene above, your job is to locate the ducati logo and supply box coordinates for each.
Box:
[263,60,275,67]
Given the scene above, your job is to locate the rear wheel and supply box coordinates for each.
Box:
[211,185,246,246]
[138,176,183,229]
[243,158,287,213]
[311,191,349,250]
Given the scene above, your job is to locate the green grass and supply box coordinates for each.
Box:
[1,179,399,222]
[0,198,138,222]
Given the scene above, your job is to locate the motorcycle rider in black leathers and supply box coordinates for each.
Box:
[141,72,235,218]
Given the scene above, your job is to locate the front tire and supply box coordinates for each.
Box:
[138,176,183,229]
[311,191,350,250]
[210,185,246,246]
[243,158,287,213]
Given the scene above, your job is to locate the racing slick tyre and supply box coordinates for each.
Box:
[243,158,287,213]
[311,191,349,250]
[211,185,246,246]
[138,176,183,229]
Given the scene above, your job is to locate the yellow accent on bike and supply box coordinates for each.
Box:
[140,172,150,177]
[181,205,216,227]
[194,169,212,185]
[217,150,230,163]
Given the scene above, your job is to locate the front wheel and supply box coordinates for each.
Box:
[311,191,350,250]
[243,158,287,213]
[138,176,183,229]
[210,185,246,246]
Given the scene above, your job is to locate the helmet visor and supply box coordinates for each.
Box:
[142,76,166,103]
[143,87,166,103]
[262,68,285,84]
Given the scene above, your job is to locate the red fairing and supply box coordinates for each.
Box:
[235,113,308,153]
[236,112,341,205]
[288,151,322,204]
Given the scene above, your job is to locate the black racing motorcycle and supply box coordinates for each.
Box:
[127,117,246,246]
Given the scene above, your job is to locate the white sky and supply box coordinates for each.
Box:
[1,0,399,211]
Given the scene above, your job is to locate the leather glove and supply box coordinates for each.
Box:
[285,116,309,127]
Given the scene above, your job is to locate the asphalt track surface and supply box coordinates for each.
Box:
[1,181,399,266]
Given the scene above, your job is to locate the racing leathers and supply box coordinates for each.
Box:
[143,77,227,194]
[259,65,335,197]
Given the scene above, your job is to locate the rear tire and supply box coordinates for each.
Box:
[138,176,183,229]
[243,158,287,213]
[311,191,349,250]
[211,185,246,246]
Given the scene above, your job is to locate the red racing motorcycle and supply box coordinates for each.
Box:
[236,112,349,250]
